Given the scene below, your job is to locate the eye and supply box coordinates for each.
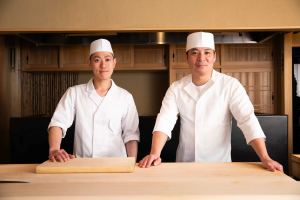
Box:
[94,59,99,62]
[106,59,111,62]
[192,52,198,55]
[205,52,211,55]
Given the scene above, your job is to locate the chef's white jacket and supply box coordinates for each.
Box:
[154,69,265,162]
[48,78,140,158]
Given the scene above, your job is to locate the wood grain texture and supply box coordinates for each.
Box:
[0,163,299,199]
[1,0,300,31]
[292,155,300,179]
[222,68,274,114]
[36,157,136,173]
[284,32,293,175]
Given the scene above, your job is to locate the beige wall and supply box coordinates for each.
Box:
[0,0,300,32]
[78,71,169,116]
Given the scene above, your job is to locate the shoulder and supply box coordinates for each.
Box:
[214,70,241,88]
[170,74,191,90]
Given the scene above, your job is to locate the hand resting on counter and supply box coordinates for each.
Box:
[49,149,75,162]
[48,126,74,162]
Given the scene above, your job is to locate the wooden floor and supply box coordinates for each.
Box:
[0,162,300,199]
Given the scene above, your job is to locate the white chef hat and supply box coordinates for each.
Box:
[186,32,215,52]
[90,38,114,56]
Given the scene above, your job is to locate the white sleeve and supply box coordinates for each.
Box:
[48,87,76,138]
[229,79,266,144]
[153,84,179,140]
[121,94,140,144]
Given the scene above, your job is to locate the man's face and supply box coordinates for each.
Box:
[185,47,216,76]
[88,51,116,81]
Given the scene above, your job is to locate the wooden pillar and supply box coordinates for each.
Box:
[0,35,8,164]
[284,32,293,175]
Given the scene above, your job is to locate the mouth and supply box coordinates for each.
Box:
[196,65,207,67]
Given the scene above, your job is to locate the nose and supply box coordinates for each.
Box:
[99,60,104,68]
[198,52,206,61]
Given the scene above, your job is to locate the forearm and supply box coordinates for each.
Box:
[150,131,168,156]
[48,126,63,153]
[249,137,270,161]
[125,140,138,159]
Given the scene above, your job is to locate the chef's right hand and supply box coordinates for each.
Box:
[49,149,75,162]
[138,154,162,168]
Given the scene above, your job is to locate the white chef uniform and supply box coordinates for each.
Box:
[153,69,266,162]
[48,78,140,158]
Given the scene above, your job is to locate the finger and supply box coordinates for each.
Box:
[140,157,147,168]
[57,151,68,162]
[61,150,70,161]
[146,157,155,168]
[49,155,56,163]
[69,154,75,159]
[275,164,284,173]
[55,154,64,162]
[153,157,161,166]
[268,164,276,172]
[138,159,143,167]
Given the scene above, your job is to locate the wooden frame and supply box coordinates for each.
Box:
[284,32,293,175]
[221,67,274,114]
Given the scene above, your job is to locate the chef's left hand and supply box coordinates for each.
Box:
[261,158,283,173]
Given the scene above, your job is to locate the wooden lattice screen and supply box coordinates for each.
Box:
[21,72,78,117]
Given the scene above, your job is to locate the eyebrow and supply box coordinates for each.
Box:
[93,55,112,59]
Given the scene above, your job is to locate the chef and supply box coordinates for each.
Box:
[138,32,283,172]
[48,39,140,162]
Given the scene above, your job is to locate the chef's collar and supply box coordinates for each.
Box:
[86,78,115,92]
[187,69,218,83]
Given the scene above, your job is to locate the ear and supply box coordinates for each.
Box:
[214,52,216,62]
[87,59,92,69]
[185,52,188,64]
[113,58,117,69]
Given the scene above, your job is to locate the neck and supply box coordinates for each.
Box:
[93,77,112,97]
[192,69,213,86]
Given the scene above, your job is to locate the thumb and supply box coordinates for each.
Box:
[153,157,161,166]
[69,154,75,159]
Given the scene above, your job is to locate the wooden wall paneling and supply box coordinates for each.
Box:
[61,45,90,70]
[292,32,300,47]
[221,41,273,66]
[284,32,293,175]
[133,45,167,70]
[169,44,187,69]
[112,45,134,70]
[221,68,274,114]
[21,39,59,71]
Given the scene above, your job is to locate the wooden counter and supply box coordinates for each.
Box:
[0,162,299,199]
[292,154,300,179]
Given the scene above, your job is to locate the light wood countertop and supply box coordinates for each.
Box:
[0,162,299,199]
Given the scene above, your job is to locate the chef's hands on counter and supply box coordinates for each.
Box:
[49,149,75,162]
[138,131,167,168]
[249,137,283,172]
[48,126,75,162]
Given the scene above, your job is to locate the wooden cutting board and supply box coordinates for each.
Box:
[36,157,135,174]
